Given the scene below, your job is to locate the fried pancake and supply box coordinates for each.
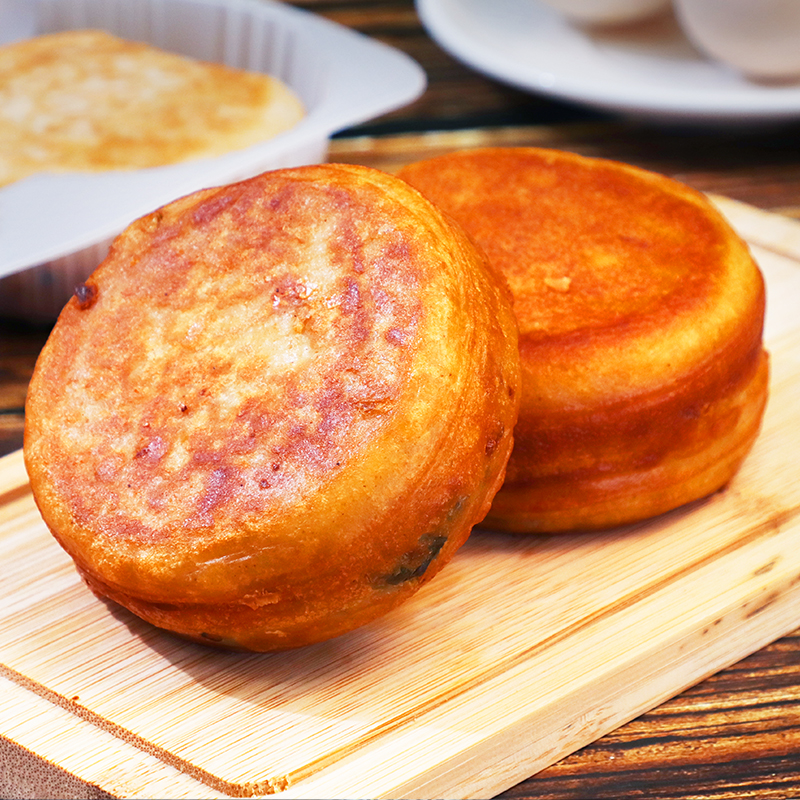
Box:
[24,163,520,650]
[399,147,768,533]
[0,29,304,187]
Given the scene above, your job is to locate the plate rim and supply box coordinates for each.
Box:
[416,0,800,122]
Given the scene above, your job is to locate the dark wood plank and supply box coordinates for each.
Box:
[0,319,52,456]
[329,123,800,216]
[500,632,800,799]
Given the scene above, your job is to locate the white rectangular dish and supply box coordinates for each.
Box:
[0,0,426,320]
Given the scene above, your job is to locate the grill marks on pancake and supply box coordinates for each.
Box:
[58,171,425,538]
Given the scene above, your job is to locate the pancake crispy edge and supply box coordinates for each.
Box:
[398,146,769,533]
[24,163,521,650]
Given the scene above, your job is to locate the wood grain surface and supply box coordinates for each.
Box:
[3,212,800,798]
[3,2,800,797]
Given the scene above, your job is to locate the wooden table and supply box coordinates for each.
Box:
[3,2,800,798]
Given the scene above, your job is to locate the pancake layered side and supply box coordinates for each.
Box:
[24,164,521,650]
[399,147,768,533]
[0,29,305,187]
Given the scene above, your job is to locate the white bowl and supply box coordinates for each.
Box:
[536,0,671,26]
[0,0,426,320]
[674,0,800,80]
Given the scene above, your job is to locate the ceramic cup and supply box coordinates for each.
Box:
[674,0,800,80]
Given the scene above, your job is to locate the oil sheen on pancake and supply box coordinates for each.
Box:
[24,164,521,650]
[0,29,304,187]
[399,147,768,533]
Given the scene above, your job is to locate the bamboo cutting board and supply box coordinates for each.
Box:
[3,196,800,800]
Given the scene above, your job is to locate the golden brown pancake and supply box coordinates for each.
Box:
[0,29,304,187]
[24,163,520,650]
[398,147,768,533]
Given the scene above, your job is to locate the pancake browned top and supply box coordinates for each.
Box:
[0,29,304,187]
[398,147,765,411]
[24,164,519,611]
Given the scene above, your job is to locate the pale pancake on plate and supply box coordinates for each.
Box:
[0,29,305,187]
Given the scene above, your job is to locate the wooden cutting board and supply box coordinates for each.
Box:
[2,195,800,800]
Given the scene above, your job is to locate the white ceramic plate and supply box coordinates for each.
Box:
[416,0,800,123]
[0,0,425,303]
